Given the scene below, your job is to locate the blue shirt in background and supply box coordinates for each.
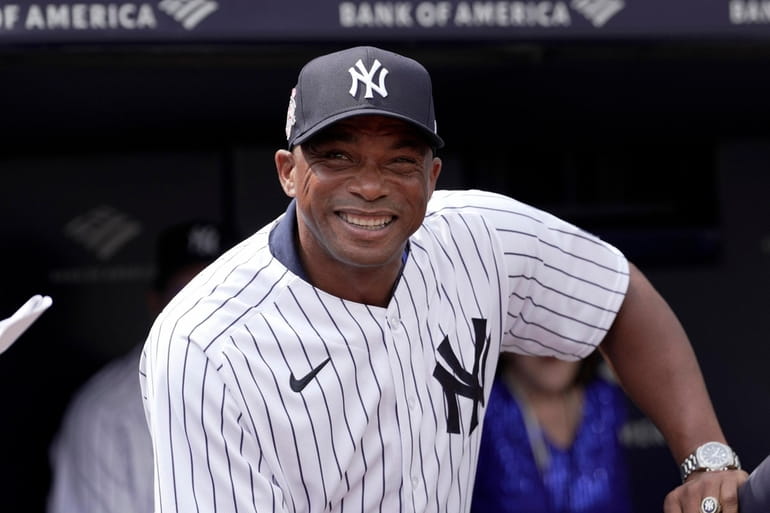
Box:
[471,376,633,513]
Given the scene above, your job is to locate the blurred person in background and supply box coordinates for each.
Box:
[47,220,225,513]
[471,351,633,513]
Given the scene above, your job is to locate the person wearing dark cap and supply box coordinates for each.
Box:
[47,220,224,513]
[139,46,746,513]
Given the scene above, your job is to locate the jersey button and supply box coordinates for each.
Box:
[407,397,416,410]
[388,316,400,330]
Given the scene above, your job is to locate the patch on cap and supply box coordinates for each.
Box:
[285,87,297,141]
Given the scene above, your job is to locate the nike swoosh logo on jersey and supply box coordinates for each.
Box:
[289,358,331,392]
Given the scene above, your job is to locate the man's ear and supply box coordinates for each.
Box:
[275,149,296,197]
[428,156,442,194]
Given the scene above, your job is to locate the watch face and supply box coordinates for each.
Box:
[697,442,732,469]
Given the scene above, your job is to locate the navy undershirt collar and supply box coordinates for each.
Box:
[269,199,309,281]
[268,198,410,284]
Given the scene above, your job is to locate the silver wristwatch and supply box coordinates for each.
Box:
[680,441,741,483]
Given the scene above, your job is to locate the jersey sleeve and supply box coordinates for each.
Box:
[490,190,629,359]
[429,189,630,360]
[140,332,289,513]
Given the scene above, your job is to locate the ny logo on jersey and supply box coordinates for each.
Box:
[433,318,491,435]
[348,58,389,99]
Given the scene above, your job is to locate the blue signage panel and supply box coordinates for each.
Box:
[0,0,768,43]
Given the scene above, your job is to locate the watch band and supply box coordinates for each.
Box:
[680,453,701,482]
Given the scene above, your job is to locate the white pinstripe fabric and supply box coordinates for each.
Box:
[49,346,154,513]
[140,189,629,513]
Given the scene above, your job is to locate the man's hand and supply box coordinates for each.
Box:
[664,469,749,513]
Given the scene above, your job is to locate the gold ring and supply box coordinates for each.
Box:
[700,496,721,513]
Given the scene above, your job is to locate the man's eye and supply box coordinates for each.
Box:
[324,151,349,160]
[389,156,422,171]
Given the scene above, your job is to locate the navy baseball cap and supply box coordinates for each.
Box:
[285,46,444,149]
[153,220,224,291]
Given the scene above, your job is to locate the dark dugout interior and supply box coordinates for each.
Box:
[2,39,770,511]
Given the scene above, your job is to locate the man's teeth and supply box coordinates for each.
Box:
[339,212,392,229]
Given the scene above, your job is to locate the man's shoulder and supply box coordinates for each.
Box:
[425,189,540,224]
[420,189,537,242]
[427,189,513,211]
[60,346,145,430]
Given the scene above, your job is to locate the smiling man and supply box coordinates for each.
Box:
[140,46,746,513]
[275,116,441,306]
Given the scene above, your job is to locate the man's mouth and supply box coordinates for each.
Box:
[338,212,394,230]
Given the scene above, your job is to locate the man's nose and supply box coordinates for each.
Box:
[349,162,387,200]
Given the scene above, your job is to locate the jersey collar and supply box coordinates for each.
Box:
[269,199,309,281]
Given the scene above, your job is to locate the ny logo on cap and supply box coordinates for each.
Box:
[348,58,389,99]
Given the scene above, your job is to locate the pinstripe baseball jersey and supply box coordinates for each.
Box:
[139,188,629,513]
[49,345,154,513]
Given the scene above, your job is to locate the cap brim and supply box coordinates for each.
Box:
[291,108,444,150]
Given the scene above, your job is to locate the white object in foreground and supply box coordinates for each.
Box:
[0,295,53,354]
